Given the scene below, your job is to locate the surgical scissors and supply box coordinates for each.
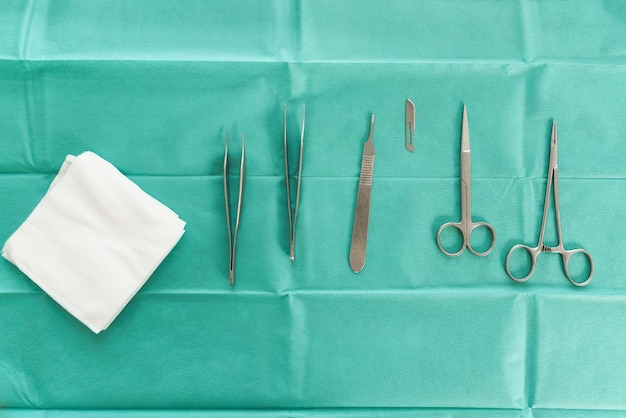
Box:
[505,122,594,286]
[437,104,496,257]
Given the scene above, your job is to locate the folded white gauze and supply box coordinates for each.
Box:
[2,151,186,333]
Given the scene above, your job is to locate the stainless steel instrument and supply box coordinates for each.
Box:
[405,99,415,152]
[437,104,496,257]
[284,104,305,262]
[349,114,375,273]
[505,122,594,286]
[223,133,245,286]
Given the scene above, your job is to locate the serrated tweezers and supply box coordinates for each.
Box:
[223,133,245,286]
[284,104,305,262]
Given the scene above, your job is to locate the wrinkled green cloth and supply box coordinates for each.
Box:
[1,1,626,416]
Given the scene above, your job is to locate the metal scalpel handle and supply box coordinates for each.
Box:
[349,114,375,273]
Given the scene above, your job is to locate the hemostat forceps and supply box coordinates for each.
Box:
[283,104,305,262]
[437,104,496,257]
[223,133,245,286]
[506,122,594,286]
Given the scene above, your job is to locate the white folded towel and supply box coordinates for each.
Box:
[2,151,186,333]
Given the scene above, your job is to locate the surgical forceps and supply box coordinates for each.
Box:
[284,104,305,262]
[224,133,245,286]
[437,105,496,256]
[505,122,594,286]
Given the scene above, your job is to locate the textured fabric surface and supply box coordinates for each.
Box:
[1,0,626,416]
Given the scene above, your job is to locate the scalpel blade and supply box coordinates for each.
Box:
[405,99,415,152]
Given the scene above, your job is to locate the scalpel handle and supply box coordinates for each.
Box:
[349,139,374,273]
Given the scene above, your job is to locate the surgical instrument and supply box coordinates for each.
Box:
[437,104,496,256]
[406,99,415,152]
[505,122,594,286]
[349,114,375,273]
[223,133,245,286]
[283,104,305,262]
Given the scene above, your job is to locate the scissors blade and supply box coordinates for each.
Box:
[459,104,471,223]
[460,104,471,183]
[405,99,415,152]
[461,104,470,155]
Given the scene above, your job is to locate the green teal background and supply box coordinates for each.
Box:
[1,0,626,416]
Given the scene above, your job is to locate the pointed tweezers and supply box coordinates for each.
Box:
[223,133,245,286]
[284,104,305,262]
